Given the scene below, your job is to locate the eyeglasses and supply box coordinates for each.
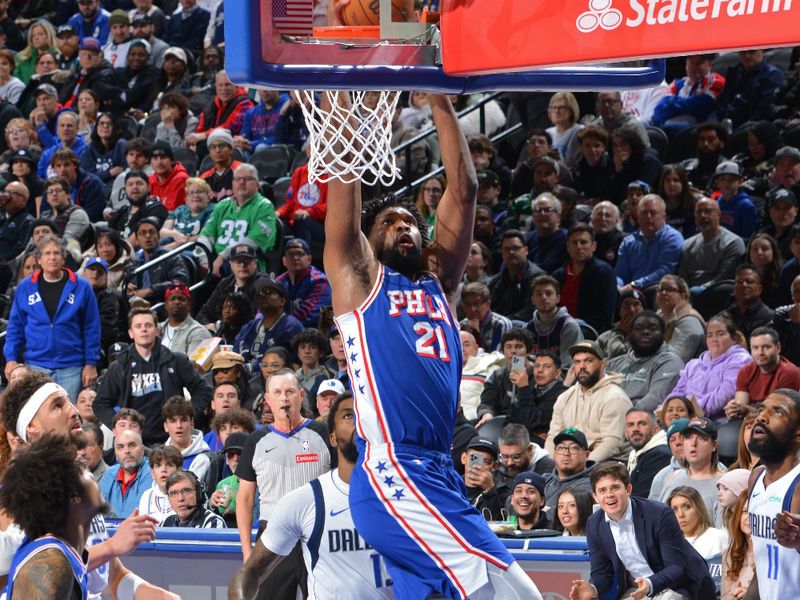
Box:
[209,143,230,151]
[597,98,621,106]
[6,128,26,135]
[234,176,256,183]
[657,286,679,293]
[500,453,525,463]
[548,105,570,112]
[533,207,557,215]
[167,487,195,499]
[422,187,443,195]
[555,444,584,455]
[259,288,281,297]
[186,189,207,196]
[46,188,64,196]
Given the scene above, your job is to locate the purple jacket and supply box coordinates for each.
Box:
[668,345,753,420]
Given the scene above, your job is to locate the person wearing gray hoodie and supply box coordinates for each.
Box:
[605,311,684,412]
[525,275,583,368]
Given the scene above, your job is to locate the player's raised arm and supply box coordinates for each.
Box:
[323,92,379,315]
[426,94,478,296]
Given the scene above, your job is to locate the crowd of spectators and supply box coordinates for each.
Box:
[0,2,799,596]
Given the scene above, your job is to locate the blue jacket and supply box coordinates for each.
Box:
[99,463,154,519]
[5,269,100,369]
[717,61,785,128]
[615,225,684,289]
[718,191,757,239]
[276,265,332,328]
[241,96,289,148]
[586,496,715,599]
[68,10,111,45]
[37,136,87,179]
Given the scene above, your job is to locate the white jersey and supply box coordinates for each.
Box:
[749,461,800,600]
[138,484,175,521]
[261,469,394,600]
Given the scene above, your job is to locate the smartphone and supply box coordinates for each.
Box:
[511,355,526,373]
[469,452,483,471]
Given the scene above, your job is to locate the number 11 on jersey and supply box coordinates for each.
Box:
[370,553,393,588]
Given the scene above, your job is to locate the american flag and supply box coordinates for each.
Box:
[273,0,314,37]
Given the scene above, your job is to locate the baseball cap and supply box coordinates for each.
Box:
[34,83,58,98]
[283,238,310,255]
[211,351,245,370]
[164,47,188,64]
[532,156,560,175]
[10,148,35,166]
[627,179,651,193]
[511,471,545,496]
[681,416,718,440]
[713,161,741,179]
[222,432,248,453]
[128,38,151,55]
[775,145,800,164]
[553,427,589,450]
[254,278,288,299]
[466,436,499,459]
[716,469,751,497]
[569,340,604,360]
[84,257,109,272]
[164,282,190,301]
[666,417,690,440]
[476,170,500,187]
[619,288,644,305]
[109,9,130,26]
[769,187,798,207]
[80,37,102,52]
[317,379,346,397]
[150,140,174,160]
[57,24,79,37]
[131,13,153,25]
[230,243,257,260]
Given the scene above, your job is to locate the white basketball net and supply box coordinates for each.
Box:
[295,90,401,186]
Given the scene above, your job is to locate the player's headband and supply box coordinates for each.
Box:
[16,382,68,442]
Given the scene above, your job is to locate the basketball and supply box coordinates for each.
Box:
[340,0,414,27]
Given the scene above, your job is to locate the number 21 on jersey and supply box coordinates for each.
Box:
[414,321,450,361]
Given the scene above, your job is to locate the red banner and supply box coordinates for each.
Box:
[441,0,800,75]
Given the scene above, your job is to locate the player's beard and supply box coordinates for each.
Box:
[341,433,359,464]
[377,242,426,279]
[748,424,794,465]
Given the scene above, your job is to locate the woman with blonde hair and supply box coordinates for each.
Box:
[546,91,583,167]
[721,492,754,600]
[655,274,706,362]
[0,118,41,171]
[14,20,57,85]
[414,174,445,239]
[668,485,729,559]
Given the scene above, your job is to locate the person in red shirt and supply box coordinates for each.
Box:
[186,71,254,153]
[148,140,188,211]
[553,223,618,334]
[725,326,800,420]
[276,149,327,247]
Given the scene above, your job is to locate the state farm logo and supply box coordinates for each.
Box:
[576,0,794,33]
[576,0,623,32]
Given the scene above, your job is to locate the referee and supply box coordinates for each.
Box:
[236,368,332,599]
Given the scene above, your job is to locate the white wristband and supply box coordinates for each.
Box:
[115,571,145,600]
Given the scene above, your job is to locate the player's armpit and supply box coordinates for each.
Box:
[11,548,75,600]
[228,542,283,600]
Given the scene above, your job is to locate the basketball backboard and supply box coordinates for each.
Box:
[224,0,666,92]
[440,0,800,74]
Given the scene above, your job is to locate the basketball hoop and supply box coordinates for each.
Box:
[295,89,401,186]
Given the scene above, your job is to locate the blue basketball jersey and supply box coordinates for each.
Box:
[335,264,462,454]
[5,535,87,600]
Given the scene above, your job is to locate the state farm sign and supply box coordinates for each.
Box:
[441,0,799,74]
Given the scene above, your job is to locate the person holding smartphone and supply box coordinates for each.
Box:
[460,437,506,521]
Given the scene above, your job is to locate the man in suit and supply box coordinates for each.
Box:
[570,462,715,600]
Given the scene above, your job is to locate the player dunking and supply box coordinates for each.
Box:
[324,92,542,600]
[745,389,800,598]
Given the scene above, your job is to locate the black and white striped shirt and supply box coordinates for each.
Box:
[237,419,332,521]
